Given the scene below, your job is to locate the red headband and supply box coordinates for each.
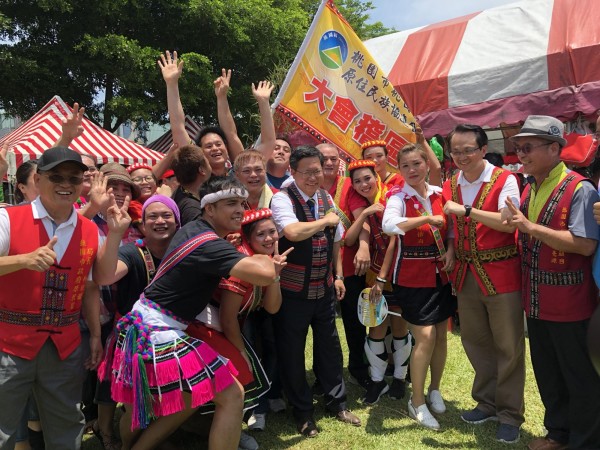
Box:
[361,140,387,150]
[348,159,376,171]
[127,163,153,174]
[242,208,273,226]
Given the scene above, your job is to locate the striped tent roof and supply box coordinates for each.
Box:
[147,116,202,153]
[1,96,163,175]
[364,0,600,136]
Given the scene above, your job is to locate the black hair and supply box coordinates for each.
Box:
[199,176,247,209]
[15,160,38,204]
[241,217,275,242]
[275,135,293,152]
[448,124,488,149]
[195,126,228,148]
[483,152,504,167]
[289,145,323,171]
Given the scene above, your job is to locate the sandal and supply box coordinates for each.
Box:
[92,421,122,450]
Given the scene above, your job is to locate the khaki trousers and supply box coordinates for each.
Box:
[458,271,525,426]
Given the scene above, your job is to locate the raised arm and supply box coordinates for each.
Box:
[416,125,442,187]
[54,103,85,148]
[93,194,131,284]
[158,51,191,148]
[214,68,245,161]
[252,81,276,160]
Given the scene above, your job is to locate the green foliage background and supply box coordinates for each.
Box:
[0,0,394,143]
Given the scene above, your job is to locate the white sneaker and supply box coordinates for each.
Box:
[247,412,266,431]
[268,398,286,413]
[427,389,446,414]
[408,398,440,431]
[238,430,259,450]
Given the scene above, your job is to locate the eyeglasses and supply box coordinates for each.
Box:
[85,166,98,173]
[295,169,322,178]
[132,175,155,183]
[450,147,481,158]
[42,173,84,185]
[513,142,552,155]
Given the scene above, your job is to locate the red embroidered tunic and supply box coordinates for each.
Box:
[520,173,598,321]
[443,168,521,296]
[0,204,98,360]
[394,192,448,287]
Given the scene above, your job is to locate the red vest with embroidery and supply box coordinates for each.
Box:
[442,168,520,295]
[0,204,98,360]
[394,192,448,287]
[520,173,598,321]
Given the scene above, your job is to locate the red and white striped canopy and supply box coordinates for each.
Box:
[147,116,202,154]
[1,96,163,174]
[364,0,600,136]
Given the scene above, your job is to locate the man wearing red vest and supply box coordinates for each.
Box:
[0,147,109,449]
[505,116,600,450]
[442,124,525,444]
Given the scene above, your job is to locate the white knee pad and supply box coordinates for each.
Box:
[364,338,388,382]
[393,334,412,380]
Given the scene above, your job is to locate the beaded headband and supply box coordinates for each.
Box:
[127,163,153,174]
[242,208,273,226]
[361,140,387,150]
[200,188,248,209]
[348,159,376,171]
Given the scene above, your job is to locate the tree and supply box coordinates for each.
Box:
[0,0,391,143]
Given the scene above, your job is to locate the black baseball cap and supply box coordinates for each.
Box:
[37,147,89,172]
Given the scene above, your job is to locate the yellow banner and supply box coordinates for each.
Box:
[273,0,417,168]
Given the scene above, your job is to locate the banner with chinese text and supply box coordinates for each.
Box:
[272,0,417,167]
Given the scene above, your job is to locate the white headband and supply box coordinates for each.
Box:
[200,188,248,209]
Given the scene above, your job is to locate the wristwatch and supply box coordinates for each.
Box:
[464,205,472,217]
[335,275,344,281]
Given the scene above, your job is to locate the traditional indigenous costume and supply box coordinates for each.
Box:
[107,190,249,430]
[385,183,456,325]
[347,160,411,389]
[189,209,272,413]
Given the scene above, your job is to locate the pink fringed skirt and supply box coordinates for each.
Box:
[106,299,238,430]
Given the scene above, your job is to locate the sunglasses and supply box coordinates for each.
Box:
[42,172,84,185]
[513,142,552,155]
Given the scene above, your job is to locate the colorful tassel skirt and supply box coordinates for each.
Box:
[186,322,271,413]
[109,300,239,430]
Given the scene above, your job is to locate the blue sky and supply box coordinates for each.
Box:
[367,0,518,31]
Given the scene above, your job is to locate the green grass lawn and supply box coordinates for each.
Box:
[84,320,545,449]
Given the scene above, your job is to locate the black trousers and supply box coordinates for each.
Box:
[527,318,600,449]
[274,292,346,422]
[338,275,369,380]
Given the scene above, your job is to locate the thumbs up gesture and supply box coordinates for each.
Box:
[26,236,58,272]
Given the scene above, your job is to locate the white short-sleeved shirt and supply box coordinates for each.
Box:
[271,182,344,242]
[456,160,520,211]
[382,183,442,236]
[0,198,97,278]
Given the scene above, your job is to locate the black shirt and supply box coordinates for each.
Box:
[116,243,162,316]
[172,186,202,226]
[144,220,246,321]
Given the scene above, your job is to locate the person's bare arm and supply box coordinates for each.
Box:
[54,103,85,148]
[158,51,192,148]
[214,68,245,161]
[505,198,597,256]
[444,200,515,233]
[93,194,131,283]
[252,81,276,160]
[229,254,276,286]
[416,125,442,187]
[82,280,102,369]
[369,236,396,302]
[0,236,57,276]
[345,204,382,246]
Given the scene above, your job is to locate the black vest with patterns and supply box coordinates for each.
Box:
[277,185,335,300]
